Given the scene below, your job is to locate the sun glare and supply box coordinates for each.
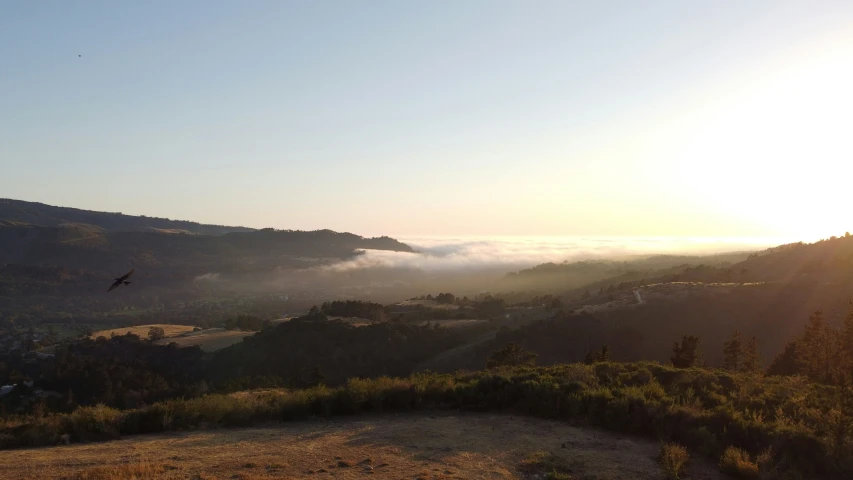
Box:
[673,30,853,241]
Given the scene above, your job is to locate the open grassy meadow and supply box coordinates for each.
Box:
[155,330,254,352]
[0,413,727,480]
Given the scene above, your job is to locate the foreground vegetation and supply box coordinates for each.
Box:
[2,362,851,479]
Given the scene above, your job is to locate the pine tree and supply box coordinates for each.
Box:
[768,341,799,376]
[840,302,853,372]
[799,310,835,383]
[671,335,702,368]
[310,365,325,386]
[584,345,612,365]
[741,336,761,373]
[722,330,743,371]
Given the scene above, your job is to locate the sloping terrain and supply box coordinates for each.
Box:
[0,224,413,275]
[0,413,726,480]
[155,330,254,352]
[0,198,253,235]
[477,235,853,369]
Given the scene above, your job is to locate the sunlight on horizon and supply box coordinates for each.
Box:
[670,28,853,241]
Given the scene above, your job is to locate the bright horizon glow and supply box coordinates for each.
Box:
[1,1,851,241]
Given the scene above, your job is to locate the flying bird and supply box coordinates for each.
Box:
[107,269,134,292]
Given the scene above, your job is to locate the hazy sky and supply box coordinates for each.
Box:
[1,1,851,239]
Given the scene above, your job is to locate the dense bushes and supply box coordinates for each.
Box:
[1,334,208,413]
[2,315,486,416]
[2,362,852,478]
[208,317,481,387]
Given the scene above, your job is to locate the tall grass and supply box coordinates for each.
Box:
[1,363,849,479]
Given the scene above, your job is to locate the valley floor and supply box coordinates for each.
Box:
[0,413,726,480]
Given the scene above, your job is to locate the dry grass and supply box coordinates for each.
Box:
[417,319,488,329]
[90,324,195,340]
[0,413,727,480]
[718,446,760,479]
[326,316,375,327]
[155,330,254,351]
[61,462,171,480]
[660,443,690,480]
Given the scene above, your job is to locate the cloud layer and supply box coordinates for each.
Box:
[323,236,790,273]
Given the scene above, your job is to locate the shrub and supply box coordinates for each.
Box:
[518,450,571,476]
[0,363,850,479]
[719,446,759,479]
[660,442,689,480]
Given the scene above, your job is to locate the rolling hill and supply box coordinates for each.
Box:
[483,234,853,370]
[0,198,254,235]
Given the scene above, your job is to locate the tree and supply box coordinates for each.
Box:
[839,302,853,372]
[741,336,761,373]
[722,330,743,371]
[798,310,836,383]
[671,335,702,368]
[486,343,537,369]
[584,345,611,365]
[310,365,325,386]
[148,326,165,341]
[550,297,563,310]
[435,293,456,305]
[225,314,264,331]
[768,341,799,376]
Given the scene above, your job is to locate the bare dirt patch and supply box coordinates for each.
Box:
[0,413,726,480]
[155,330,254,351]
[89,324,195,340]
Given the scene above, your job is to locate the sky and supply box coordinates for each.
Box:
[1,1,852,240]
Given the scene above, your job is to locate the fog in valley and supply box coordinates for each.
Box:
[202,235,787,305]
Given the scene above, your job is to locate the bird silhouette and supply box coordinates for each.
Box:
[107,269,134,292]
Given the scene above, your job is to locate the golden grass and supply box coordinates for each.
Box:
[155,330,254,351]
[0,414,727,480]
[719,446,760,479]
[417,319,488,329]
[660,443,690,480]
[62,462,171,480]
[90,324,195,340]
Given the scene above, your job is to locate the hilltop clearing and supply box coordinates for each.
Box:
[90,324,196,340]
[0,413,726,480]
[155,329,254,352]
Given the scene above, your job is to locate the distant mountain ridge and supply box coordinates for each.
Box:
[0,199,414,280]
[0,198,254,235]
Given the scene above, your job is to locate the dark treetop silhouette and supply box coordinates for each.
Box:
[107,269,134,292]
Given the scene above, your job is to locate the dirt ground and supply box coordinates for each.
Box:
[0,413,727,480]
[155,330,254,351]
[90,324,196,340]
